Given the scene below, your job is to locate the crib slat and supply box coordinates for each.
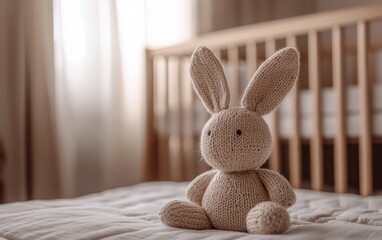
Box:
[287,35,302,188]
[308,31,323,191]
[144,52,157,181]
[332,26,348,193]
[157,57,170,180]
[228,46,240,106]
[357,21,373,196]
[182,57,197,180]
[177,57,186,180]
[246,42,258,81]
[168,57,183,181]
[266,40,280,172]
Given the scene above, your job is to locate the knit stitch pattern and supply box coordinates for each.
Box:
[159,46,300,234]
[246,202,290,234]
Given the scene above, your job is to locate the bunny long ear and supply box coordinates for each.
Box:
[190,46,230,114]
[241,47,300,115]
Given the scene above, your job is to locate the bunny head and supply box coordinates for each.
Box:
[190,46,299,172]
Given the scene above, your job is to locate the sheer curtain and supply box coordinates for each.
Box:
[0,0,195,201]
[53,0,149,197]
[0,0,60,202]
[53,0,196,197]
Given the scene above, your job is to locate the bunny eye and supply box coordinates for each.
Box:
[236,129,242,136]
[207,130,212,136]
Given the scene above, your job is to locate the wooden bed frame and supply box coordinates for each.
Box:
[144,3,382,196]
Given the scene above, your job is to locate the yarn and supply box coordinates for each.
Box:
[159,200,211,230]
[246,202,290,234]
[190,46,230,114]
[201,108,271,172]
[242,47,300,115]
[159,46,299,234]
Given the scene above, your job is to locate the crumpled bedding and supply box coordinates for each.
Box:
[0,182,381,240]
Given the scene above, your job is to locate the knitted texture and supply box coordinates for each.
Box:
[242,47,300,115]
[159,200,211,230]
[186,170,217,205]
[203,171,269,231]
[258,169,296,207]
[159,46,300,234]
[190,46,230,114]
[201,108,271,172]
[246,202,290,234]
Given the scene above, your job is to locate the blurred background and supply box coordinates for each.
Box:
[1,0,381,203]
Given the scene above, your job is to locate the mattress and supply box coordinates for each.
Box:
[0,182,382,240]
[276,83,382,138]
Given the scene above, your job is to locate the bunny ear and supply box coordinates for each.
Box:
[190,46,230,114]
[241,47,300,115]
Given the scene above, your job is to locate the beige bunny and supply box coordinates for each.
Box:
[159,46,299,234]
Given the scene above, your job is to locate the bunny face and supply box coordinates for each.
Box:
[201,108,271,172]
[190,46,299,173]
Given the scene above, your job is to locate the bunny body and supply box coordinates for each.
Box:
[202,170,268,231]
[159,46,300,234]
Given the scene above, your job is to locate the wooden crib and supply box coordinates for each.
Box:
[144,3,382,196]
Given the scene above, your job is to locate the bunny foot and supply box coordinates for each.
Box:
[159,200,212,230]
[246,201,290,234]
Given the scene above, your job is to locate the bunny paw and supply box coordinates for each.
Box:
[246,201,290,234]
[159,200,212,230]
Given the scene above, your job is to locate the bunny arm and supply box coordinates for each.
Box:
[186,169,218,205]
[257,169,296,208]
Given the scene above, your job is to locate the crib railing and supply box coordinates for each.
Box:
[145,3,382,196]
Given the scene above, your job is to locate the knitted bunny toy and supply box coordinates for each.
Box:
[159,46,299,234]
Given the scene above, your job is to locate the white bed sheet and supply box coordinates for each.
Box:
[0,182,382,240]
